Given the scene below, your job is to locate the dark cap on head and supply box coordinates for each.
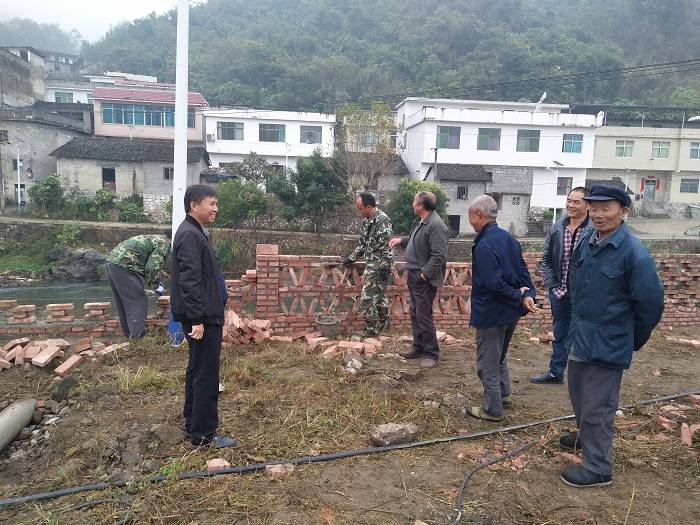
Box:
[583,185,631,208]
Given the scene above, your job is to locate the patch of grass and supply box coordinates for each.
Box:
[0,253,50,273]
[116,366,178,393]
[158,457,184,480]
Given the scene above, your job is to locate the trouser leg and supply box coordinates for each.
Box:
[549,292,572,378]
[476,325,507,417]
[183,324,222,443]
[499,321,518,398]
[408,270,439,358]
[106,263,147,338]
[576,362,622,476]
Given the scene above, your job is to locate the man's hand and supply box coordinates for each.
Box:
[522,296,538,314]
[342,257,354,269]
[420,273,428,281]
[519,286,530,296]
[189,324,204,340]
[155,282,165,296]
[388,237,402,248]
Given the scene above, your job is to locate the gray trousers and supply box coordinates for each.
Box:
[568,359,623,476]
[475,321,518,417]
[106,263,148,338]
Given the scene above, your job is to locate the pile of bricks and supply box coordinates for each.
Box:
[83,302,111,321]
[8,305,37,325]
[45,303,74,323]
[223,310,272,346]
[155,296,170,319]
[655,395,700,447]
[0,335,130,378]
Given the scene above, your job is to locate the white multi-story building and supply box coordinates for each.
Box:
[203,108,335,171]
[397,97,602,235]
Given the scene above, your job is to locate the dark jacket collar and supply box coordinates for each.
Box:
[590,221,628,249]
[185,214,207,236]
[474,221,498,245]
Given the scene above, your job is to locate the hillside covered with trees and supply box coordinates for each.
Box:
[8,1,700,109]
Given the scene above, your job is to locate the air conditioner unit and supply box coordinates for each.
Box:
[206,133,216,142]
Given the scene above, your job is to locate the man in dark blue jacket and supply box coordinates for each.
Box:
[531,187,591,384]
[466,195,537,421]
[561,185,664,488]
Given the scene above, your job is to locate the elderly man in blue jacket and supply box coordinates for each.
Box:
[561,185,664,488]
[466,195,538,421]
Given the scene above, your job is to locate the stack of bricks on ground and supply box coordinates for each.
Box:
[0,336,128,377]
[654,395,700,447]
[265,329,463,359]
[0,299,171,337]
[223,310,273,346]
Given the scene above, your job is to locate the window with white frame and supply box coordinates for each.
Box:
[557,177,573,196]
[562,133,583,153]
[55,91,73,103]
[615,140,634,158]
[163,167,174,181]
[680,178,699,193]
[300,125,322,144]
[436,126,460,149]
[516,129,540,152]
[690,142,700,160]
[512,196,521,206]
[651,141,671,159]
[477,128,501,151]
[259,123,286,142]
[457,186,468,200]
[217,121,243,140]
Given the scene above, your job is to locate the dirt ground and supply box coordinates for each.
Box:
[0,324,698,525]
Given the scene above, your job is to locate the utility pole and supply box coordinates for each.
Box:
[171,0,189,235]
[169,0,190,346]
[432,147,438,181]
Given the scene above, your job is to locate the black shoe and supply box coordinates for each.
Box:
[191,435,239,449]
[561,466,612,488]
[530,372,564,384]
[399,349,425,359]
[559,432,582,451]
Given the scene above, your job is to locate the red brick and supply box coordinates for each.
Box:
[338,340,364,351]
[46,303,75,312]
[206,458,231,473]
[656,415,680,431]
[11,305,36,313]
[256,244,279,255]
[0,300,18,309]
[680,423,693,446]
[307,337,329,352]
[2,338,31,352]
[84,302,111,309]
[304,332,322,341]
[270,335,294,343]
[54,354,85,377]
[0,358,11,369]
[31,346,62,367]
[687,394,700,406]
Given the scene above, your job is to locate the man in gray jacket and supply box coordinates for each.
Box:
[389,191,449,368]
[531,187,591,384]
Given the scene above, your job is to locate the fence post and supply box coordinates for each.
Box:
[255,244,280,321]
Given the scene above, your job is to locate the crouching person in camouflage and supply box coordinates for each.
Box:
[343,192,393,338]
[106,234,171,338]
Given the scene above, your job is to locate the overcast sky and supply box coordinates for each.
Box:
[0,0,185,42]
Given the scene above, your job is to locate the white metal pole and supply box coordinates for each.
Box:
[169,0,189,345]
[171,0,189,236]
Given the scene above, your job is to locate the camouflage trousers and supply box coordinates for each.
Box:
[359,269,390,335]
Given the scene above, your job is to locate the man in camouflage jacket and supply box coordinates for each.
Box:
[106,234,171,338]
[343,192,393,337]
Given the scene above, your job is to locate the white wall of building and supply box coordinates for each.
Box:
[396,98,601,209]
[46,84,92,104]
[204,108,335,171]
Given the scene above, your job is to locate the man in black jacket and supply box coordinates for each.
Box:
[170,184,237,448]
[531,187,591,385]
[389,191,449,368]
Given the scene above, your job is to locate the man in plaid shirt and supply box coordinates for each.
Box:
[531,187,591,384]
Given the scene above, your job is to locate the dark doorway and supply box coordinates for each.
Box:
[102,167,116,191]
[448,214,461,237]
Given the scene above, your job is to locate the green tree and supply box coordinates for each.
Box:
[221,153,279,184]
[28,175,64,214]
[216,179,268,229]
[282,150,350,233]
[386,179,448,235]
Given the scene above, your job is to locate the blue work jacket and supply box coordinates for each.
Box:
[470,222,536,329]
[568,223,664,369]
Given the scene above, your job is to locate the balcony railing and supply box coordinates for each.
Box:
[0,107,92,132]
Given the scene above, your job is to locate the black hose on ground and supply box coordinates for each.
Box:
[0,389,697,510]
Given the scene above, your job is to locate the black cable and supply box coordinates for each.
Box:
[448,440,538,525]
[0,389,697,509]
